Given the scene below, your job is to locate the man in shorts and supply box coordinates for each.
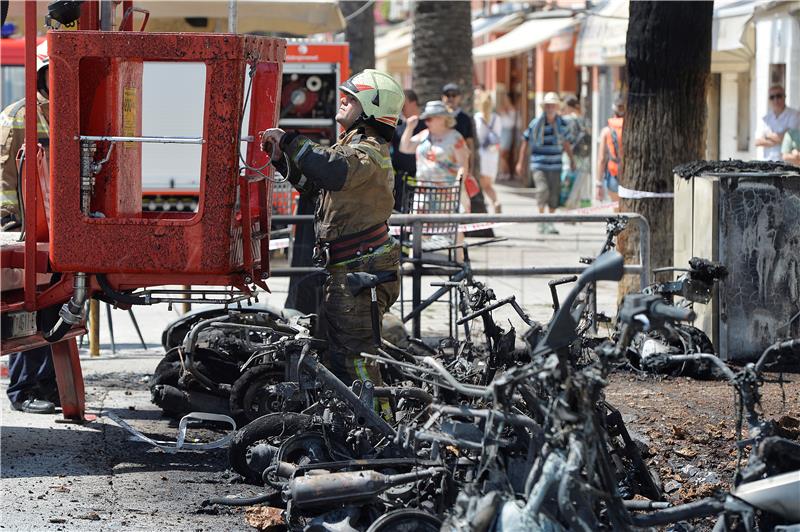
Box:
[516,92,574,234]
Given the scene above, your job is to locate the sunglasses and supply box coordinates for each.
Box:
[769,93,785,100]
[443,92,460,98]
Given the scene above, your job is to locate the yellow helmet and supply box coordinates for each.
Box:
[340,69,404,128]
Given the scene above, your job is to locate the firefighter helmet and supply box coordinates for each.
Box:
[340,69,404,128]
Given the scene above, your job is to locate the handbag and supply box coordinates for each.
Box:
[463,174,481,198]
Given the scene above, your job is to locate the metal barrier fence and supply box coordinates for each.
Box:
[270,213,651,337]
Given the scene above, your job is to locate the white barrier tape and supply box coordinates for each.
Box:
[104,410,237,454]
[564,202,619,214]
[618,185,674,199]
[389,222,512,235]
[269,237,290,250]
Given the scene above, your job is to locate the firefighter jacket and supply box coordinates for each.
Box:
[0,94,50,219]
[274,124,394,243]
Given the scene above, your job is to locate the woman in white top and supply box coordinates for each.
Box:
[497,92,519,181]
[399,100,470,211]
[474,92,502,213]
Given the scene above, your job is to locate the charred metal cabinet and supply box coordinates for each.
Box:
[674,166,800,360]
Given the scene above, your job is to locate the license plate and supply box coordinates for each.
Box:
[9,311,37,339]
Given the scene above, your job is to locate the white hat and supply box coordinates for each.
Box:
[541,92,561,106]
[419,100,454,120]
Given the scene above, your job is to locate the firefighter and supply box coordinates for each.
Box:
[1,42,59,414]
[261,69,403,394]
[1,41,50,230]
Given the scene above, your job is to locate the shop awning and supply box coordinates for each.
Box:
[375,23,412,60]
[472,16,577,62]
[574,0,628,66]
[575,0,756,71]
[376,12,524,62]
[472,12,525,40]
[131,0,346,35]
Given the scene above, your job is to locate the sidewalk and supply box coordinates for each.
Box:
[64,181,621,354]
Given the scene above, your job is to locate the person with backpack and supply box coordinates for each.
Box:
[560,95,590,209]
[474,92,502,212]
[597,94,625,205]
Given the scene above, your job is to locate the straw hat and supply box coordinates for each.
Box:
[541,92,561,106]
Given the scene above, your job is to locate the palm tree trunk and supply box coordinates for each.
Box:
[411,1,473,108]
[618,1,713,295]
[340,1,375,74]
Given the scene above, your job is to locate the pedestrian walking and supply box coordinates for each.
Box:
[474,92,502,213]
[560,95,591,209]
[596,94,625,206]
[497,92,519,181]
[755,85,800,161]
[440,83,474,173]
[516,92,575,234]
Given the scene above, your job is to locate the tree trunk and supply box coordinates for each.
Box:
[340,1,375,74]
[411,1,473,109]
[618,1,713,295]
[411,1,492,232]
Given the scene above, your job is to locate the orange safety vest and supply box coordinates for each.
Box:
[605,116,623,177]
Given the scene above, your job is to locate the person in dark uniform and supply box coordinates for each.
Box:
[390,89,424,212]
[1,42,59,414]
[260,70,404,404]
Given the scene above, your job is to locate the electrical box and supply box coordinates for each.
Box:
[674,162,800,360]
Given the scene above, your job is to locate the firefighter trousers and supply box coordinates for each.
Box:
[320,241,400,388]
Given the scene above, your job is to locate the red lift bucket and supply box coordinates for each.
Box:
[47,31,285,288]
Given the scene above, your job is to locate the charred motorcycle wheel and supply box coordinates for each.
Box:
[637,325,724,380]
[366,509,442,532]
[229,363,288,424]
[229,412,312,484]
[150,349,184,416]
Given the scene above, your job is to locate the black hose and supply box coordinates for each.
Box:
[43,319,72,343]
[204,489,279,507]
[97,273,147,305]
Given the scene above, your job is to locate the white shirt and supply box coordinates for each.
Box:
[474,112,502,151]
[757,106,800,161]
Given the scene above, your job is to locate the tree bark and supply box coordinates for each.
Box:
[411,1,473,109]
[340,1,375,74]
[618,1,713,295]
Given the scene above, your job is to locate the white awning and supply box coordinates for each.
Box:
[472,12,525,40]
[376,12,524,61]
[131,0,346,35]
[472,16,577,62]
[575,0,756,72]
[713,0,756,52]
[574,0,628,66]
[375,23,412,60]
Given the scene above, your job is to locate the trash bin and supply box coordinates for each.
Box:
[673,161,800,360]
